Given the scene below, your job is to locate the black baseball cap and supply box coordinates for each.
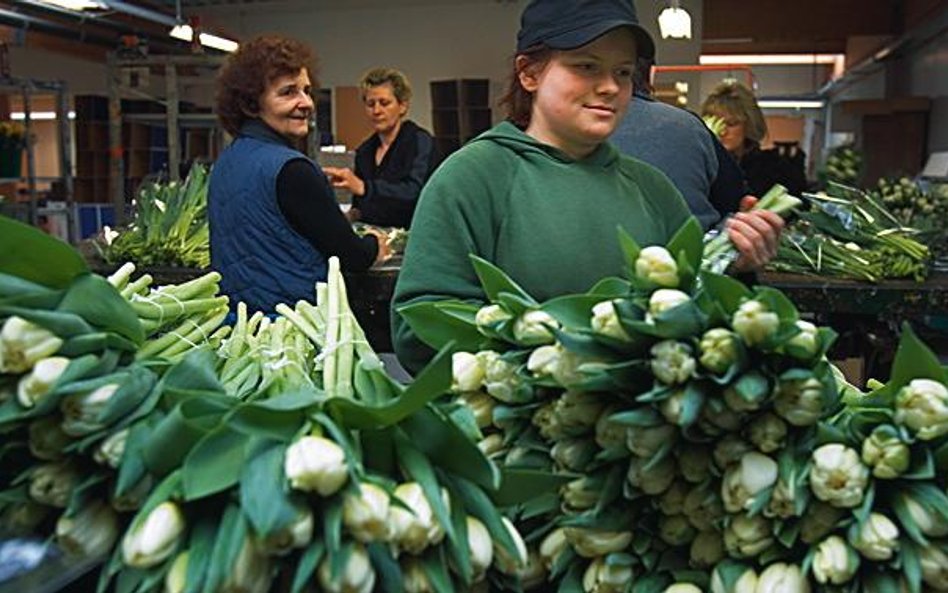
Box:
[516,0,655,60]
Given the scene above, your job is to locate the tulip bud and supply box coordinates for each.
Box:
[16,356,70,408]
[552,437,597,471]
[475,304,512,333]
[678,443,713,484]
[649,289,691,318]
[590,300,631,341]
[764,479,797,520]
[477,433,506,458]
[1,316,64,373]
[263,505,313,555]
[494,517,528,575]
[284,435,348,496]
[1,501,50,534]
[164,551,188,593]
[564,527,633,558]
[553,390,604,435]
[659,480,690,516]
[112,475,153,513]
[660,389,691,426]
[94,428,129,469]
[713,436,754,471]
[55,501,119,558]
[28,416,72,460]
[812,535,859,585]
[651,340,696,386]
[539,528,569,571]
[810,444,869,508]
[700,399,743,435]
[698,328,739,374]
[683,483,724,532]
[849,513,899,561]
[756,562,810,593]
[402,557,434,593]
[60,383,120,436]
[723,513,773,558]
[458,391,495,429]
[899,492,948,537]
[626,424,676,459]
[582,556,634,593]
[527,343,584,386]
[518,549,547,590]
[861,425,910,479]
[721,451,778,513]
[635,245,680,287]
[785,320,820,358]
[219,535,271,593]
[483,353,526,403]
[532,403,569,441]
[919,546,948,591]
[122,501,186,568]
[391,482,446,554]
[465,516,493,582]
[664,585,702,593]
[452,351,486,393]
[773,377,824,426]
[513,310,559,346]
[731,300,779,347]
[343,483,391,543]
[747,413,787,454]
[627,454,676,496]
[318,543,376,593]
[29,461,79,507]
[660,514,697,546]
[561,477,601,511]
[690,530,725,568]
[710,561,757,593]
[894,378,948,441]
[595,406,626,450]
[800,502,845,545]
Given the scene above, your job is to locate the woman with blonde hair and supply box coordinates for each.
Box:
[702,80,807,196]
[324,67,437,229]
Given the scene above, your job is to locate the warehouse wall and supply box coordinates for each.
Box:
[198,0,703,141]
[9,46,107,95]
[904,32,948,152]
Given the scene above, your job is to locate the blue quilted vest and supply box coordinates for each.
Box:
[209,121,327,313]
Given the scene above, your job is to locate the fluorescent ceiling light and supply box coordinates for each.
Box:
[11,111,76,120]
[34,0,105,10]
[757,100,825,109]
[658,5,692,39]
[700,53,844,65]
[169,24,238,53]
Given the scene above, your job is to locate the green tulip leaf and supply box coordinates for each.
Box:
[183,426,248,500]
[394,429,456,544]
[491,468,575,507]
[397,300,484,353]
[469,254,536,305]
[699,271,752,314]
[290,540,325,593]
[888,323,947,390]
[58,273,144,344]
[0,215,88,288]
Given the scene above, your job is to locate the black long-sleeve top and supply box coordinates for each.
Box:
[276,158,378,270]
[351,120,437,228]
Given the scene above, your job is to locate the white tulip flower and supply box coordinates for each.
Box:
[849,513,899,561]
[894,378,948,441]
[810,444,869,508]
[812,535,859,585]
[635,245,680,287]
[513,310,559,346]
[731,300,779,347]
[122,501,186,568]
[342,483,391,543]
[651,340,696,386]
[284,435,348,496]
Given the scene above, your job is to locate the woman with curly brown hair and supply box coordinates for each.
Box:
[209,34,389,314]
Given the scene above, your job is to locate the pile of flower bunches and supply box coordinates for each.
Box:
[1,216,531,593]
[823,145,863,187]
[426,220,948,593]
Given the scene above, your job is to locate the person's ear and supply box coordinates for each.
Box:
[240,97,259,117]
[516,55,540,92]
[399,100,409,118]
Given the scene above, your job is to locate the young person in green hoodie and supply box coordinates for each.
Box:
[391,0,784,373]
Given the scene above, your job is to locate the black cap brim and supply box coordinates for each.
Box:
[544,21,655,60]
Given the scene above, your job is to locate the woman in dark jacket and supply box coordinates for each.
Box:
[701,81,808,197]
[209,35,388,314]
[324,68,437,229]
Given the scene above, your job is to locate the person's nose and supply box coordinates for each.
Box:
[597,73,621,96]
[298,91,314,111]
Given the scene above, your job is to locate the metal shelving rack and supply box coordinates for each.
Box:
[0,76,73,241]
[106,53,224,224]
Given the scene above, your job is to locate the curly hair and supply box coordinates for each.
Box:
[216,35,318,136]
[701,80,768,145]
[498,45,554,129]
[359,67,412,103]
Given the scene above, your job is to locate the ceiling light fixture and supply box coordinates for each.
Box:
[169,24,238,53]
[757,99,825,110]
[658,1,692,40]
[34,0,105,10]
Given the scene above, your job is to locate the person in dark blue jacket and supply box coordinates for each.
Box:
[323,68,437,229]
[209,35,389,314]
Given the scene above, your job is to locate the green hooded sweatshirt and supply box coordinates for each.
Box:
[391,121,693,372]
